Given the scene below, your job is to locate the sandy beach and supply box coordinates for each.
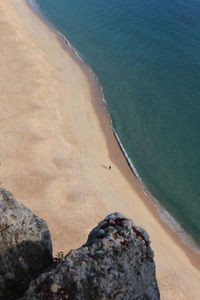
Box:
[0,0,200,298]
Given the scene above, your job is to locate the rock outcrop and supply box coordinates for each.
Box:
[23,213,160,300]
[0,188,52,299]
[0,188,160,299]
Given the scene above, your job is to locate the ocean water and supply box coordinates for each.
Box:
[33,0,200,248]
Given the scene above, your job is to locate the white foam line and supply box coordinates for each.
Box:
[27,0,40,13]
[58,32,84,63]
[112,129,200,254]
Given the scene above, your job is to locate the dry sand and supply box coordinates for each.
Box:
[0,0,200,298]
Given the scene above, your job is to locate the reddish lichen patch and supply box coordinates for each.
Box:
[114,231,126,239]
[56,286,76,300]
[117,231,126,238]
[35,279,52,296]
[86,253,96,260]
[36,279,76,300]
[121,238,131,247]
[132,226,149,247]
[100,217,127,230]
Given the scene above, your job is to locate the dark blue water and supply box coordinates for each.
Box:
[34,0,200,247]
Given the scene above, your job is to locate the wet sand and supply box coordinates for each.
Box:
[0,0,200,298]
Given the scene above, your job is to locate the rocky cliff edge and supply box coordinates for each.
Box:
[0,188,160,299]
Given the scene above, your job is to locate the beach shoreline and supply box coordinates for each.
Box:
[27,0,200,263]
[1,0,200,297]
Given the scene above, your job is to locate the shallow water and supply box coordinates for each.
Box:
[34,0,200,247]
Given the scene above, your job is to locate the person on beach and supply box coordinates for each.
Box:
[101,164,112,170]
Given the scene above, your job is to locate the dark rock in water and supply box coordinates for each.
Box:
[0,188,52,299]
[23,212,160,300]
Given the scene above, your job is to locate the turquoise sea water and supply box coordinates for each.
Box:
[32,0,200,248]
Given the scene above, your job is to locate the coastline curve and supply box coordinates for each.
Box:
[26,0,200,257]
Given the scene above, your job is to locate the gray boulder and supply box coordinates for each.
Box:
[0,188,52,299]
[23,212,160,300]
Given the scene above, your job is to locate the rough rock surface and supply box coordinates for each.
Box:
[23,212,160,300]
[0,188,52,299]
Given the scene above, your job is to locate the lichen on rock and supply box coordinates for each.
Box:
[23,212,160,299]
[0,187,160,299]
